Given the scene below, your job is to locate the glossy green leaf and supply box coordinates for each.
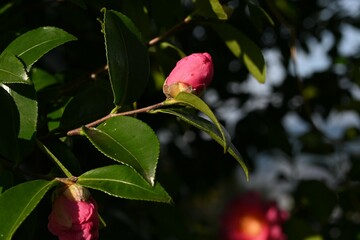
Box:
[0,51,30,85]
[4,27,77,69]
[211,23,266,83]
[81,116,159,185]
[0,83,37,161]
[194,0,228,20]
[9,84,37,141]
[0,86,21,161]
[103,9,149,106]
[152,107,248,180]
[164,92,228,151]
[30,68,59,92]
[0,180,56,240]
[77,165,172,203]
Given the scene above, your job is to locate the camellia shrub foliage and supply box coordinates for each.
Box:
[0,1,269,239]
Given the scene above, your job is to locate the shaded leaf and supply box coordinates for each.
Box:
[295,180,337,223]
[0,180,56,240]
[247,3,274,31]
[7,84,37,142]
[164,92,228,151]
[0,86,21,161]
[77,165,172,203]
[211,23,266,83]
[0,51,29,85]
[0,169,14,194]
[4,26,77,69]
[81,116,159,185]
[103,9,149,106]
[30,68,59,92]
[43,140,82,176]
[152,107,248,180]
[0,84,37,161]
[149,42,186,90]
[59,80,113,130]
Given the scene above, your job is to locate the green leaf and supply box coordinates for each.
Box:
[44,140,82,176]
[30,68,59,92]
[3,27,77,69]
[36,140,73,178]
[194,0,228,20]
[77,165,172,203]
[152,107,249,180]
[164,92,228,151]
[8,84,37,143]
[0,84,37,161]
[304,236,324,240]
[211,23,266,83]
[0,86,21,161]
[0,51,30,85]
[103,9,149,106]
[149,42,186,90]
[0,180,56,240]
[81,116,159,186]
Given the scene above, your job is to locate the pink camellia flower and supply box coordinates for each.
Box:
[220,192,288,240]
[163,52,214,98]
[48,184,99,240]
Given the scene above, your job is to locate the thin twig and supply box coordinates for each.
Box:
[147,16,192,46]
[67,101,165,136]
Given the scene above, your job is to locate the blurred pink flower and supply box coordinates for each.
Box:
[163,52,214,98]
[220,192,288,240]
[48,184,99,240]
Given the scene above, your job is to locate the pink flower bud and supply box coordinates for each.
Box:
[48,184,99,240]
[220,192,288,240]
[163,52,214,98]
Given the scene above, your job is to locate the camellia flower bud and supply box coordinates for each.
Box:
[220,192,288,240]
[163,52,214,98]
[48,183,99,240]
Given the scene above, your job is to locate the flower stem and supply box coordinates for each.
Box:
[36,140,73,178]
[148,16,192,46]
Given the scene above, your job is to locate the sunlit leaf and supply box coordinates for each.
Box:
[0,51,29,85]
[103,9,149,106]
[77,165,172,203]
[194,0,228,20]
[211,23,266,83]
[0,180,56,240]
[4,27,77,69]
[81,116,159,185]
